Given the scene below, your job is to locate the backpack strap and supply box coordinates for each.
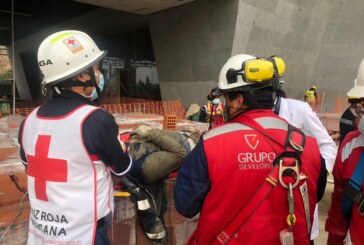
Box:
[342,151,364,224]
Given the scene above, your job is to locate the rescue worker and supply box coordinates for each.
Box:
[304,85,318,110]
[200,87,225,128]
[325,59,364,245]
[119,125,200,245]
[18,30,133,245]
[274,87,337,244]
[174,54,327,245]
[339,96,364,143]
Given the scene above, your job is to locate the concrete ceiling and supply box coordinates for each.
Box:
[0,0,195,45]
[74,0,195,15]
[0,0,96,45]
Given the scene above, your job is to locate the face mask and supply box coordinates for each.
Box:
[212,98,220,104]
[98,74,105,92]
[90,74,105,101]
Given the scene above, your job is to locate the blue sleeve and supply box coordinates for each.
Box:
[317,155,327,202]
[174,140,210,218]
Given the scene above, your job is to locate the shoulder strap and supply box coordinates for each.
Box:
[342,151,364,224]
[212,151,302,245]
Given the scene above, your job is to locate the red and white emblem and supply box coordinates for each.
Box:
[63,36,84,53]
[244,134,259,150]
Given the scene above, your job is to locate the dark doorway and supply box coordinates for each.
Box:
[19,51,43,102]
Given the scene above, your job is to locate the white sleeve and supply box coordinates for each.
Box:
[301,105,337,172]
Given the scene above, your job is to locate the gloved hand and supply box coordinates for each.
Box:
[131,125,153,139]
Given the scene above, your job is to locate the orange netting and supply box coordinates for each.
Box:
[0,98,186,119]
[333,96,349,114]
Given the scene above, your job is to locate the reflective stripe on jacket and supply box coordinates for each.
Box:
[186,110,322,245]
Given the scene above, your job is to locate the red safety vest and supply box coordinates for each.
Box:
[189,110,321,245]
[207,102,225,127]
[326,130,364,245]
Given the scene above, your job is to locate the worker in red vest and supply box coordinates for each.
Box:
[325,58,364,245]
[18,30,133,245]
[206,87,225,128]
[174,54,327,245]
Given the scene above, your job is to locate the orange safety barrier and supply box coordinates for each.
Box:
[334,96,349,114]
[0,98,186,119]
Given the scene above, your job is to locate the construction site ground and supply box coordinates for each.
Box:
[0,100,340,244]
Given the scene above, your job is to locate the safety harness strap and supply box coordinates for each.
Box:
[342,151,364,224]
[212,116,306,245]
[213,163,280,245]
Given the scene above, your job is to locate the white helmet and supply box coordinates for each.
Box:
[218,54,284,92]
[37,30,107,86]
[218,54,256,91]
[347,59,364,98]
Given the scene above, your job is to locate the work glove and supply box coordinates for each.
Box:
[131,125,153,139]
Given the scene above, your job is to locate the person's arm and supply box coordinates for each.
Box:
[174,141,210,218]
[18,120,28,173]
[325,146,349,245]
[84,110,133,176]
[302,104,337,172]
[353,116,360,130]
[146,129,187,159]
[317,155,327,202]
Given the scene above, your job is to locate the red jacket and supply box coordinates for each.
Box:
[189,110,322,245]
[325,130,364,245]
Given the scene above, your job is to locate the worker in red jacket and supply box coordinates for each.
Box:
[325,59,364,245]
[174,54,327,245]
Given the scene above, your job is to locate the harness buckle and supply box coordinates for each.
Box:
[278,159,300,189]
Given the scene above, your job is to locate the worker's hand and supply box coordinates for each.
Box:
[131,125,153,139]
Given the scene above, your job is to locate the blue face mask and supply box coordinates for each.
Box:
[90,74,105,101]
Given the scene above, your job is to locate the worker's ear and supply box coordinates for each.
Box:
[236,93,244,107]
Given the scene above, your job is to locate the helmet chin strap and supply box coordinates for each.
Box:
[82,67,97,90]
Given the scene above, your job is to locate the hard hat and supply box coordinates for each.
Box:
[37,30,107,86]
[348,96,360,99]
[347,59,364,98]
[218,54,285,92]
[311,85,317,90]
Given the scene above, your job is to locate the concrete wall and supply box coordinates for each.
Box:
[149,0,239,108]
[230,0,364,111]
[9,0,364,111]
[151,0,364,111]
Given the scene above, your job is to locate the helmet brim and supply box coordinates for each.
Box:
[44,50,107,86]
[346,85,364,98]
